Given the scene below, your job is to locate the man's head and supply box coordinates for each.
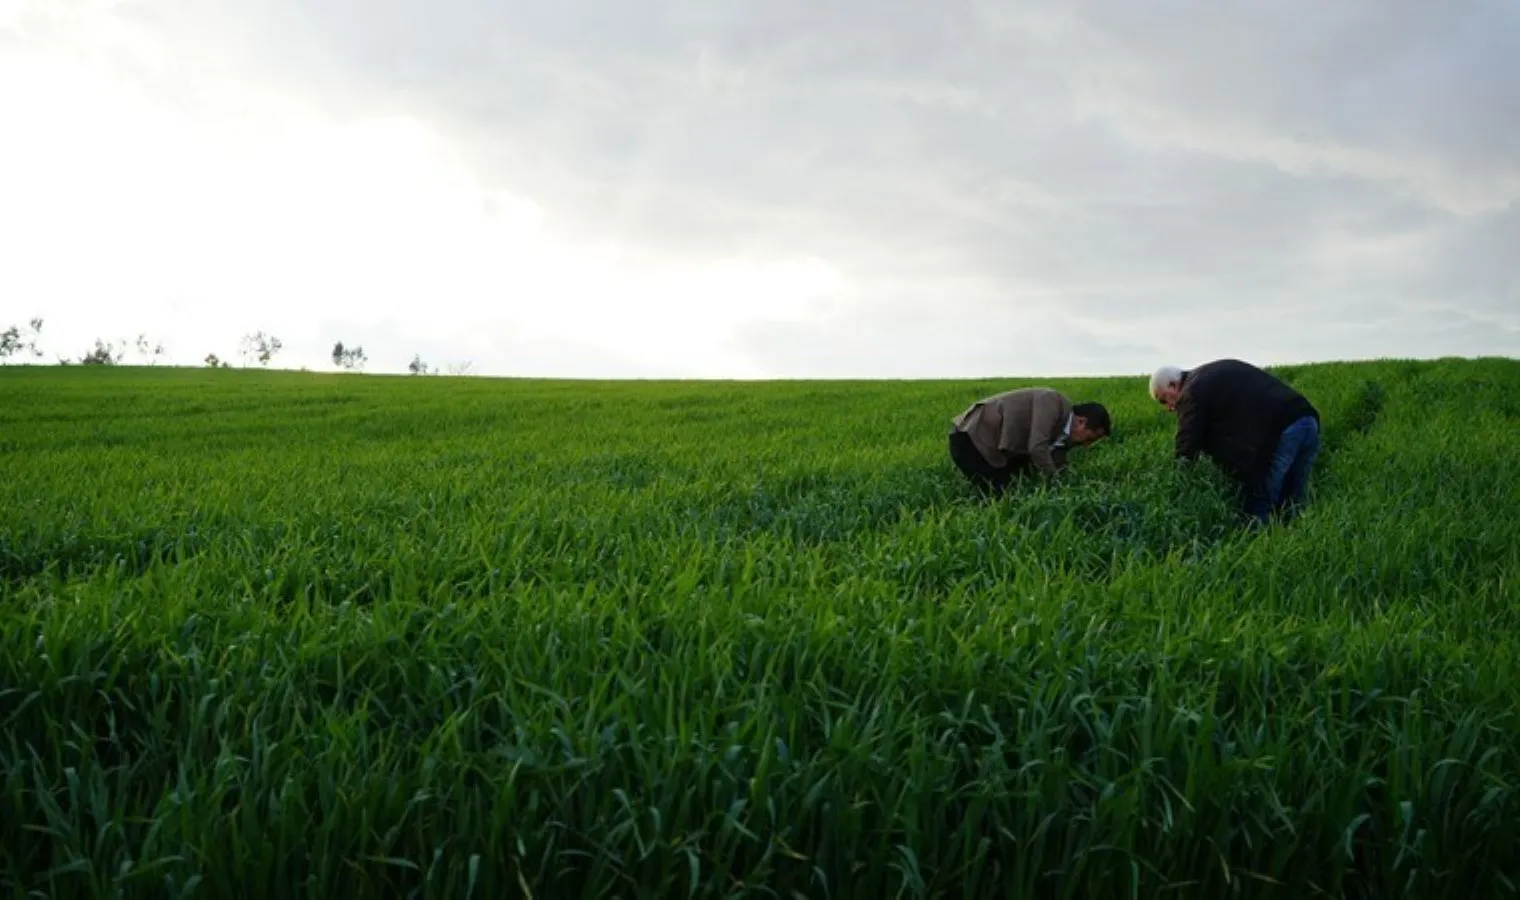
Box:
[1149,365,1186,412]
[1070,402,1111,445]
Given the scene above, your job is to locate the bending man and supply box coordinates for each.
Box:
[1150,359,1321,524]
[949,387,1111,496]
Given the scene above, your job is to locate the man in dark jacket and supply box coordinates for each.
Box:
[1150,360,1321,524]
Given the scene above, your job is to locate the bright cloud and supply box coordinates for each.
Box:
[1,0,1516,377]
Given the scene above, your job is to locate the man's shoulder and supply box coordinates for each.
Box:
[990,387,1070,411]
[1185,359,1258,394]
[984,385,1051,402]
[1000,386,1069,401]
[1192,358,1258,379]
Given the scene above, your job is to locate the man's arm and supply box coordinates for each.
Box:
[1025,393,1065,476]
[1174,391,1206,461]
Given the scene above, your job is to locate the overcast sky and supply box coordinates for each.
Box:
[2,0,1516,378]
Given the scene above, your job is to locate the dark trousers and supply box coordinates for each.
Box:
[949,430,1029,496]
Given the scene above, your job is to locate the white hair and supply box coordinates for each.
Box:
[1149,365,1185,398]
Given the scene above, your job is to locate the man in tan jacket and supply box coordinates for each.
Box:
[949,387,1111,495]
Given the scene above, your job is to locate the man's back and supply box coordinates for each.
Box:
[1176,359,1317,482]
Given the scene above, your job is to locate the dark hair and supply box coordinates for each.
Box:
[1073,402,1111,435]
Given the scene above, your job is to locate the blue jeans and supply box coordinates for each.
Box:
[1248,416,1320,523]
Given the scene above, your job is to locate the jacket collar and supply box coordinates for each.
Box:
[1053,411,1074,448]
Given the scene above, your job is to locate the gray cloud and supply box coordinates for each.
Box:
[10,0,1517,375]
[734,302,1168,380]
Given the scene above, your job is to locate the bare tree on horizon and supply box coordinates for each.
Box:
[240,331,283,367]
[0,318,46,362]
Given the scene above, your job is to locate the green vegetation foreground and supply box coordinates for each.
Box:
[2,358,1518,899]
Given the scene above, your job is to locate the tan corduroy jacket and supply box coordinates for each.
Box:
[951,387,1073,475]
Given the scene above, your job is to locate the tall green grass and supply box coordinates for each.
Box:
[2,357,1518,898]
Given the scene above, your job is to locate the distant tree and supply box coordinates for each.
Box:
[331,341,367,372]
[239,331,282,367]
[25,318,44,359]
[204,353,231,368]
[79,339,124,365]
[134,333,168,365]
[408,353,432,375]
[445,360,476,376]
[0,318,45,361]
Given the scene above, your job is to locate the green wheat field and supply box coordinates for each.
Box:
[2,357,1518,899]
